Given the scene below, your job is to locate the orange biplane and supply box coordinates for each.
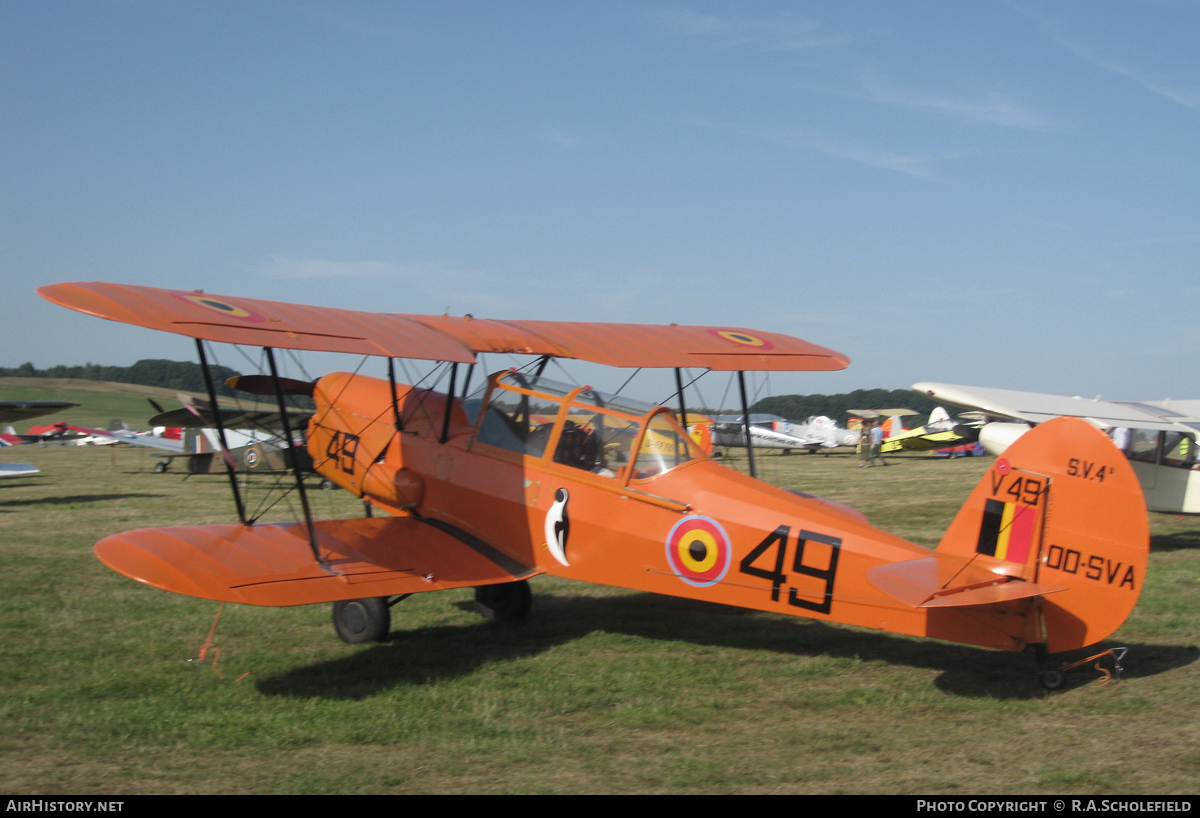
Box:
[40,282,1149,688]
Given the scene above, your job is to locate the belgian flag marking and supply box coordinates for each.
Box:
[976,498,1036,564]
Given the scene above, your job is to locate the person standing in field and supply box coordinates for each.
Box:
[869,420,888,467]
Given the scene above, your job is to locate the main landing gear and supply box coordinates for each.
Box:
[474,580,532,622]
[332,597,394,644]
[331,580,533,643]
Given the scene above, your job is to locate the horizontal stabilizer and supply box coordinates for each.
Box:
[95,516,540,606]
[869,554,1066,609]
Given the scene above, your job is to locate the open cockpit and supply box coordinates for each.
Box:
[469,371,702,485]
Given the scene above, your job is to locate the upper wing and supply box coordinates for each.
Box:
[396,314,850,371]
[95,516,540,606]
[913,382,1200,434]
[40,282,849,372]
[847,408,918,419]
[0,401,78,425]
[39,282,477,362]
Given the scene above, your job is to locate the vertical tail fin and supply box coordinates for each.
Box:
[936,416,1149,652]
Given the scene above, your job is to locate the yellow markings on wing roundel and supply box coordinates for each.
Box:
[173,292,267,323]
[708,328,776,350]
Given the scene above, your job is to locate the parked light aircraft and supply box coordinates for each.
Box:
[38,282,1151,688]
[61,421,185,454]
[151,428,308,476]
[63,393,313,476]
[712,414,860,454]
[916,382,1200,514]
[878,407,982,455]
[0,400,78,477]
[143,394,312,475]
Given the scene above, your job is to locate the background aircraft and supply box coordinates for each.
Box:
[711,414,860,454]
[846,408,917,424]
[58,391,315,477]
[143,394,313,476]
[38,282,1151,688]
[66,422,184,453]
[915,382,1200,514]
[0,400,79,478]
[876,407,982,455]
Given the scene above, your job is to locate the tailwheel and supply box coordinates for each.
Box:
[1038,667,1065,691]
[332,597,391,643]
[474,580,532,622]
[1031,644,1064,691]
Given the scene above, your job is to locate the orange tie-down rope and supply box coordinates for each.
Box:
[189,602,253,683]
[1061,647,1128,688]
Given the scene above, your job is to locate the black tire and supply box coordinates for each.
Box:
[1039,667,1065,691]
[332,597,391,643]
[320,478,334,491]
[474,580,532,622]
[153,461,169,473]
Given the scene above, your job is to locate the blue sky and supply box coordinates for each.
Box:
[3,1,1198,405]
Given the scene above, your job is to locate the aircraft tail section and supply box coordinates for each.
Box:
[934,416,1148,652]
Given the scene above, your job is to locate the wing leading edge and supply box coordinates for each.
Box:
[39,282,849,372]
[914,382,1200,434]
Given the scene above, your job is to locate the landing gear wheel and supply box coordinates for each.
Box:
[332,597,391,643]
[154,461,169,473]
[474,581,532,622]
[320,478,334,491]
[1039,667,1065,691]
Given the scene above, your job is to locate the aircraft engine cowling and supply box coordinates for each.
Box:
[978,422,1031,456]
[361,466,425,510]
[309,372,429,511]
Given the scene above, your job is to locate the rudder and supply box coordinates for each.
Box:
[936,416,1149,652]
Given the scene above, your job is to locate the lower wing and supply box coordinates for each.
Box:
[95,516,540,606]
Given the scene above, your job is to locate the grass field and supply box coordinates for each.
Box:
[0,378,206,430]
[1,419,1199,793]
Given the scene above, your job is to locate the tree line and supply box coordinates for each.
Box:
[3,360,942,421]
[0,359,242,398]
[750,388,943,423]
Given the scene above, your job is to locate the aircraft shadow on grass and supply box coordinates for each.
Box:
[0,492,166,512]
[1150,529,1200,553]
[256,590,1198,702]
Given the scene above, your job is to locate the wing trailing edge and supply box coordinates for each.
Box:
[95,516,540,606]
